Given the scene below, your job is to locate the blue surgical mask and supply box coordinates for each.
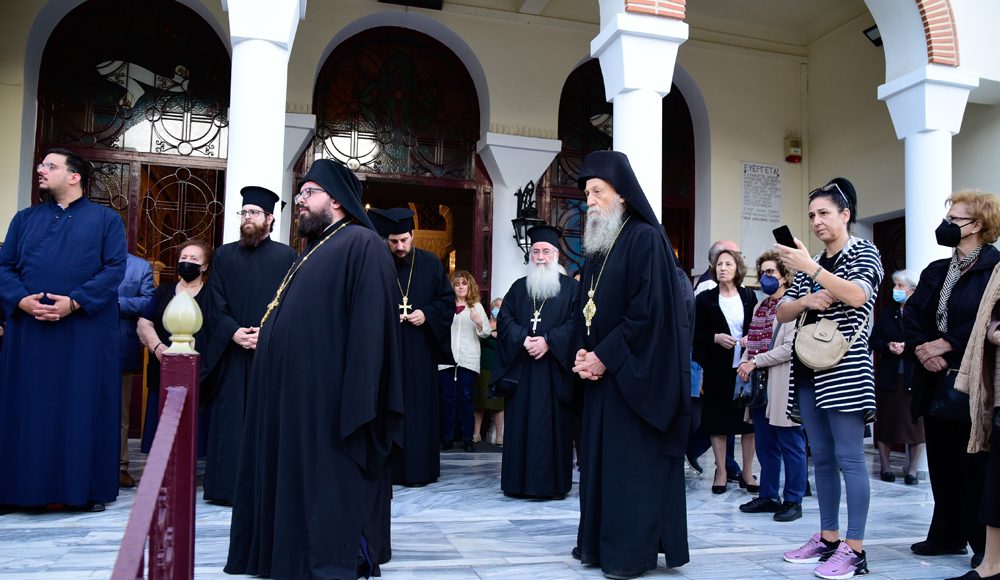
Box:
[892,289,908,304]
[491,307,500,319]
[759,274,781,296]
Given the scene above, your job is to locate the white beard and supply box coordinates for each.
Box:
[526,260,562,301]
[582,200,626,256]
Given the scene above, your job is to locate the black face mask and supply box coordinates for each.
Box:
[935,219,968,248]
[177,261,202,282]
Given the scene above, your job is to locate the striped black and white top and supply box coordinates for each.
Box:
[781,236,884,422]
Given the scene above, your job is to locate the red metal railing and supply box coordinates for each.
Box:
[111,352,199,580]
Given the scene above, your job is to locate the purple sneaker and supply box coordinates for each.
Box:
[813,543,868,579]
[783,533,839,564]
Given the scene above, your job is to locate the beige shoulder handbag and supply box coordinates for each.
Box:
[794,292,872,372]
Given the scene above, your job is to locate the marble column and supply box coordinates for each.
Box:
[222,0,305,243]
[477,132,562,298]
[591,7,687,220]
[279,113,316,242]
[879,66,978,275]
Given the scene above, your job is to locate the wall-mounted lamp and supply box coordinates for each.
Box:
[863,25,882,47]
[511,181,545,264]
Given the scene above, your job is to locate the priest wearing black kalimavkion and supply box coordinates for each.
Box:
[225,159,404,579]
[368,207,454,487]
[570,150,692,579]
[200,185,297,506]
[492,225,578,500]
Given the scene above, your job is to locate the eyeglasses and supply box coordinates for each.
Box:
[944,215,976,225]
[761,268,779,276]
[236,209,268,219]
[295,187,325,204]
[530,248,556,256]
[37,162,68,172]
[808,182,850,208]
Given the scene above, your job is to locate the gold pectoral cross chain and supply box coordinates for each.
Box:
[397,250,416,321]
[582,215,630,336]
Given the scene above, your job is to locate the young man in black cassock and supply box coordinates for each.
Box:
[201,186,297,505]
[368,207,454,487]
[571,150,692,579]
[492,225,578,499]
[225,160,403,579]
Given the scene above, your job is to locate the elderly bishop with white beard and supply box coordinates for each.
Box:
[492,225,578,500]
[571,151,692,580]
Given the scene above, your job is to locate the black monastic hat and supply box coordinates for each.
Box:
[527,224,562,248]
[299,159,375,231]
[368,207,415,238]
[577,150,667,243]
[240,186,282,213]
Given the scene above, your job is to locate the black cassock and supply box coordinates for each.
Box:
[492,275,578,498]
[390,248,454,485]
[201,237,297,505]
[575,218,692,577]
[225,221,403,579]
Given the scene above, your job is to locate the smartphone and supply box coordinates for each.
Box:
[772,225,797,248]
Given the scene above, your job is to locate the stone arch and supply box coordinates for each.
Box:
[316,12,489,138]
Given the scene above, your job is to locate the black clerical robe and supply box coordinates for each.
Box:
[201,237,296,505]
[391,248,454,485]
[225,220,403,579]
[575,218,691,577]
[493,275,578,498]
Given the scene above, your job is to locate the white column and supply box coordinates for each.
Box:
[222,0,305,243]
[591,9,687,220]
[879,66,978,275]
[477,132,562,298]
[279,112,316,243]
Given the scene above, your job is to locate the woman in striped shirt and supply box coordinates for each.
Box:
[773,178,883,580]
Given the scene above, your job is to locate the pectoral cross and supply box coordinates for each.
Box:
[399,295,413,318]
[531,310,542,333]
[583,289,597,336]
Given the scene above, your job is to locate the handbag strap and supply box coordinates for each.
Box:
[793,252,873,349]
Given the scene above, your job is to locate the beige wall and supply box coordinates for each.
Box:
[954,102,1000,195]
[677,43,808,259]
[806,13,904,225]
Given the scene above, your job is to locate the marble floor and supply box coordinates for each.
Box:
[0,443,979,579]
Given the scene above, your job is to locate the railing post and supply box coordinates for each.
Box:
[158,354,198,579]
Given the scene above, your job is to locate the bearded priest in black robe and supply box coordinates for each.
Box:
[201,186,297,505]
[369,207,454,487]
[225,160,404,579]
[493,225,578,499]
[570,151,692,579]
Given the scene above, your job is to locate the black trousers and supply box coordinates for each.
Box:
[923,415,988,555]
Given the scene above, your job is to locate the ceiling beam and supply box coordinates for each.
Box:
[518,0,550,16]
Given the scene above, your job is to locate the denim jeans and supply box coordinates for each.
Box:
[751,406,807,504]
[440,366,476,442]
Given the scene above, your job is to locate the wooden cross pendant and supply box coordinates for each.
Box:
[531,310,542,333]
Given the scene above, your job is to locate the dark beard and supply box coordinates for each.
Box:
[297,207,333,241]
[239,222,269,248]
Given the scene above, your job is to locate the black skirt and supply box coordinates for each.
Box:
[982,413,1000,527]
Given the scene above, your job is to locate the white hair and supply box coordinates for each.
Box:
[526,259,562,301]
[582,198,626,256]
[891,269,917,290]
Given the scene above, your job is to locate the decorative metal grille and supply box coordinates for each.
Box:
[313,27,479,181]
[548,59,613,188]
[551,198,587,277]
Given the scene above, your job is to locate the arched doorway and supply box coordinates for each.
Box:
[302,26,488,288]
[542,59,696,276]
[35,0,231,282]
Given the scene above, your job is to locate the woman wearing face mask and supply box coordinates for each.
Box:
[869,270,922,484]
[903,190,1000,570]
[473,297,505,445]
[735,251,807,523]
[137,238,214,453]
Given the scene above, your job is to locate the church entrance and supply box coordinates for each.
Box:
[302,26,489,291]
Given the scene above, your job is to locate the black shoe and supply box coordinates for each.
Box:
[972,553,984,568]
[904,473,919,485]
[571,546,582,561]
[727,470,742,483]
[880,471,895,482]
[739,496,780,513]
[805,480,812,497]
[686,452,703,474]
[738,474,760,493]
[712,470,728,494]
[463,440,475,452]
[946,572,1000,580]
[603,571,642,580]
[910,540,968,556]
[773,501,802,522]
[440,440,454,450]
